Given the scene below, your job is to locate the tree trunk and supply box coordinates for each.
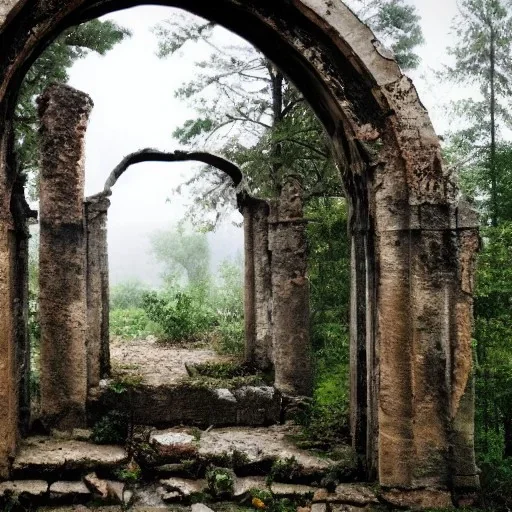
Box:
[490,22,498,227]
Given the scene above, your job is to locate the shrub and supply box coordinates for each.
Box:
[296,329,350,452]
[213,319,244,355]
[109,307,160,340]
[142,290,216,341]
[91,411,129,445]
[206,466,235,498]
[110,279,149,310]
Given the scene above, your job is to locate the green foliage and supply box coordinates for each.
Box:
[479,457,512,510]
[266,457,301,485]
[187,361,254,379]
[109,308,160,340]
[249,489,310,512]
[210,256,245,355]
[474,223,512,467]
[115,460,142,483]
[295,197,351,452]
[142,289,216,342]
[91,411,129,445]
[205,466,235,498]
[297,341,350,452]
[213,320,244,356]
[306,197,350,350]
[110,280,150,310]
[442,0,512,226]
[15,20,130,199]
[150,226,211,287]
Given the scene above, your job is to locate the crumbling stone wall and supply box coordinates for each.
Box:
[0,0,480,498]
[84,193,111,390]
[38,84,93,431]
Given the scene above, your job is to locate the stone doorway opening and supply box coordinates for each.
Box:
[0,0,481,506]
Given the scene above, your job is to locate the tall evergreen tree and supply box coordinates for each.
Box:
[443,0,512,226]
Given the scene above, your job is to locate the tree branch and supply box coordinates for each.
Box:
[103,148,243,193]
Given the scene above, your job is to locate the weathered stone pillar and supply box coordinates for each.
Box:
[38,84,93,431]
[0,219,18,478]
[12,178,36,437]
[241,195,273,370]
[371,200,480,496]
[269,180,312,396]
[84,193,111,390]
[242,202,256,365]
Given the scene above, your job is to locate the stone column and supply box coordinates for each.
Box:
[269,180,312,396]
[373,201,480,495]
[38,84,93,431]
[11,179,36,437]
[241,196,273,370]
[84,193,111,390]
[242,203,256,365]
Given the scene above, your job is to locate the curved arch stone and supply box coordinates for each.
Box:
[0,0,479,498]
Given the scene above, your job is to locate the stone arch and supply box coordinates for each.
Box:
[0,0,479,497]
[83,147,246,393]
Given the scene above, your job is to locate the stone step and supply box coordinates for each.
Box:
[12,425,351,484]
[12,437,129,480]
[138,424,347,484]
[88,383,281,428]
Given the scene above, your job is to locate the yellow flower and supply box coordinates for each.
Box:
[252,497,266,509]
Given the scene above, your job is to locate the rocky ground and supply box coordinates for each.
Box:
[11,341,456,511]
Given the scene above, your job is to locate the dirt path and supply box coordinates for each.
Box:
[110,338,233,387]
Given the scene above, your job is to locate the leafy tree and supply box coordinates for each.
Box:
[15,19,131,198]
[150,225,211,288]
[110,279,150,310]
[153,2,423,226]
[442,0,512,226]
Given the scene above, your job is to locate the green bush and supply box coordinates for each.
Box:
[110,279,149,310]
[91,411,129,445]
[213,319,244,355]
[109,307,160,340]
[142,289,216,341]
[296,329,350,452]
[206,466,235,498]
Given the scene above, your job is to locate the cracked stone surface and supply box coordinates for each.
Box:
[0,480,48,497]
[313,484,378,505]
[199,424,334,474]
[150,430,198,459]
[13,437,128,472]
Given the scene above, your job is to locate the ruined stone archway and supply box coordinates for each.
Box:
[0,0,479,498]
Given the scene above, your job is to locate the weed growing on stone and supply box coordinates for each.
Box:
[115,459,142,482]
[206,466,236,498]
[266,457,301,485]
[249,488,309,512]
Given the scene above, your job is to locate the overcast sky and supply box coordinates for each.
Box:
[63,0,474,286]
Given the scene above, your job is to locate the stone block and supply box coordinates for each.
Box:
[149,430,198,460]
[49,481,91,502]
[379,488,453,509]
